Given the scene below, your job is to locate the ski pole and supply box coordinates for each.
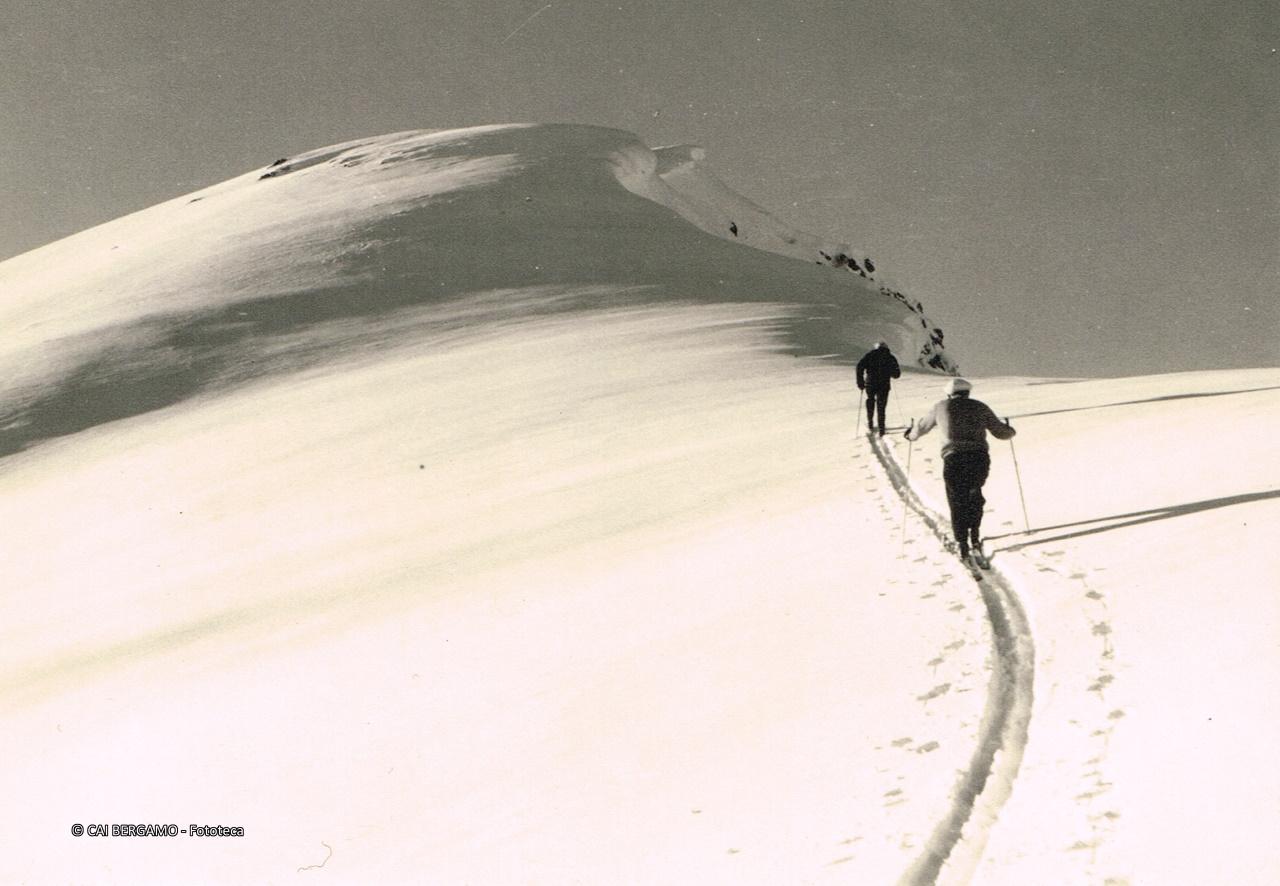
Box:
[900,421,914,550]
[905,422,914,475]
[1007,430,1030,532]
[855,388,864,438]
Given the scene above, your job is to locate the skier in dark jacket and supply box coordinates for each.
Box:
[906,378,1016,560]
[856,341,901,436]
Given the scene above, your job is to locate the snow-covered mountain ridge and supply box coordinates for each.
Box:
[0,123,953,457]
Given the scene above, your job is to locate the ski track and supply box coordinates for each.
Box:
[866,435,1036,886]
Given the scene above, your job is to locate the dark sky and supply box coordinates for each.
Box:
[2,0,1276,376]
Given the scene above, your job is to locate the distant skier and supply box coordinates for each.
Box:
[856,341,901,436]
[905,379,1016,561]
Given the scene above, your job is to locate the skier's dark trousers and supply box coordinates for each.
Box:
[943,451,990,550]
[906,379,1015,558]
[856,341,901,436]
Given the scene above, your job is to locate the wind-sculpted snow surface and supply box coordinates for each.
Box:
[0,123,953,457]
[1,302,989,884]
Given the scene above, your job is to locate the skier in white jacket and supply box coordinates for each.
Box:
[906,378,1016,560]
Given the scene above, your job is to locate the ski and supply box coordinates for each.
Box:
[955,551,983,579]
[970,540,991,569]
[947,541,990,576]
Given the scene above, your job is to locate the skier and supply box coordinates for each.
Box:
[856,341,901,436]
[905,378,1016,563]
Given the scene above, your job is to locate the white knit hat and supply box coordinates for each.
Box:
[945,377,972,396]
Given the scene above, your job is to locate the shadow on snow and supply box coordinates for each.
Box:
[992,489,1280,551]
[1007,386,1280,422]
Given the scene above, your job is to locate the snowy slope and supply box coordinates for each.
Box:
[0,123,953,459]
[3,123,1279,885]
